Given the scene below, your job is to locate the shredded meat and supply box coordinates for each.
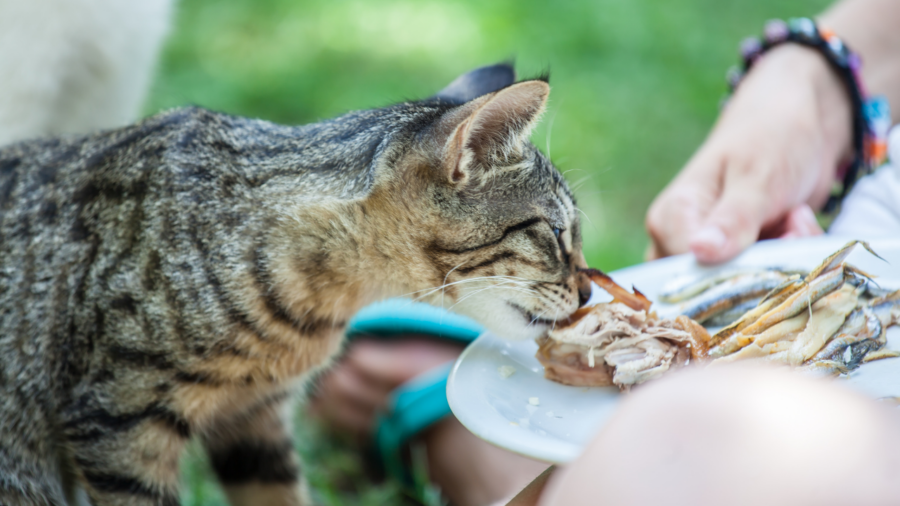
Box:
[536,302,708,389]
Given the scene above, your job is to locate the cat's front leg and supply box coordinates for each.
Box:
[65,404,189,506]
[203,391,309,506]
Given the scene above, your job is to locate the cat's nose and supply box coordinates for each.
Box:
[576,271,592,307]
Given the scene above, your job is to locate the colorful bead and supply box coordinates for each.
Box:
[864,96,892,167]
[728,17,891,209]
[788,17,817,40]
[739,37,762,61]
[726,66,743,89]
[763,19,789,43]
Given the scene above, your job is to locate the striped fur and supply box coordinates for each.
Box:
[0,67,587,505]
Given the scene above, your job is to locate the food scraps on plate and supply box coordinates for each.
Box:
[536,241,900,390]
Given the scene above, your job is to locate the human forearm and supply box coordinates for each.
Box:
[820,0,900,123]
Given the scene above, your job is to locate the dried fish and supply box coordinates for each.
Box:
[810,306,881,363]
[784,285,859,365]
[659,268,775,303]
[802,240,880,281]
[675,271,790,323]
[704,298,761,327]
[537,241,899,391]
[733,267,848,338]
[658,267,805,303]
[710,258,872,347]
[869,290,900,329]
[862,349,900,363]
[707,275,805,347]
[710,310,809,358]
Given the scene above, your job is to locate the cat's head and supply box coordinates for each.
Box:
[370,64,591,341]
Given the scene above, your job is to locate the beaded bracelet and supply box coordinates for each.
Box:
[725,18,891,212]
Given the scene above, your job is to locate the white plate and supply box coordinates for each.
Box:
[447,236,900,464]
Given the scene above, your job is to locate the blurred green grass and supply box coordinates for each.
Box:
[146,0,831,503]
[178,409,440,506]
[147,0,831,270]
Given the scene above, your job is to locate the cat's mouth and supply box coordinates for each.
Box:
[508,302,562,327]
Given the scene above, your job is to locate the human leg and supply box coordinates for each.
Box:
[539,365,900,506]
[421,416,549,506]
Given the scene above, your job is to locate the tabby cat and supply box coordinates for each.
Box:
[0,64,590,506]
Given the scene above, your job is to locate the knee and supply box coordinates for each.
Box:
[540,365,900,506]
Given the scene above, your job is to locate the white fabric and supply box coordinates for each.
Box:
[829,125,900,238]
[0,0,172,146]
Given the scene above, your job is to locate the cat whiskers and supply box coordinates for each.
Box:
[443,278,543,307]
[561,168,589,177]
[330,293,346,332]
[399,275,539,303]
[525,306,555,329]
[575,206,596,232]
[444,281,542,313]
[569,174,594,194]
[440,261,467,311]
[551,306,561,331]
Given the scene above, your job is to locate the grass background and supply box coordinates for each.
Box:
[143,0,830,503]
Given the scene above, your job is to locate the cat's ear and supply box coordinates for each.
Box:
[433,63,516,104]
[439,80,549,185]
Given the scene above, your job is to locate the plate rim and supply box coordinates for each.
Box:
[447,334,583,463]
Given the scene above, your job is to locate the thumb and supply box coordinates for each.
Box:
[689,184,770,264]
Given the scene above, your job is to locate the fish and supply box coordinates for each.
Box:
[707,275,805,347]
[803,240,883,281]
[704,298,761,327]
[862,349,900,363]
[799,360,851,376]
[868,289,900,330]
[784,285,859,365]
[675,271,790,323]
[740,267,849,337]
[657,267,804,303]
[810,306,881,363]
[538,243,899,391]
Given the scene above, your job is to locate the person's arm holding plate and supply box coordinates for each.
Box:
[645,0,900,264]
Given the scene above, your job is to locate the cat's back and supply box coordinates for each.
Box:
[0,107,252,376]
[0,104,390,382]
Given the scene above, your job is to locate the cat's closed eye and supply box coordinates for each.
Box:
[554,227,569,258]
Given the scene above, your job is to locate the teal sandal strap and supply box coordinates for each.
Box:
[347,298,482,343]
[347,298,484,484]
[375,362,455,484]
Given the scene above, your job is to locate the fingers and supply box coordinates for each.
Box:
[308,364,390,435]
[313,393,377,435]
[777,204,824,239]
[645,154,721,259]
[307,337,465,436]
[689,188,823,264]
[688,169,774,264]
[328,364,392,412]
[346,338,464,386]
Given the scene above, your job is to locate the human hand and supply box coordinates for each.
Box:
[646,44,853,264]
[307,337,464,436]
